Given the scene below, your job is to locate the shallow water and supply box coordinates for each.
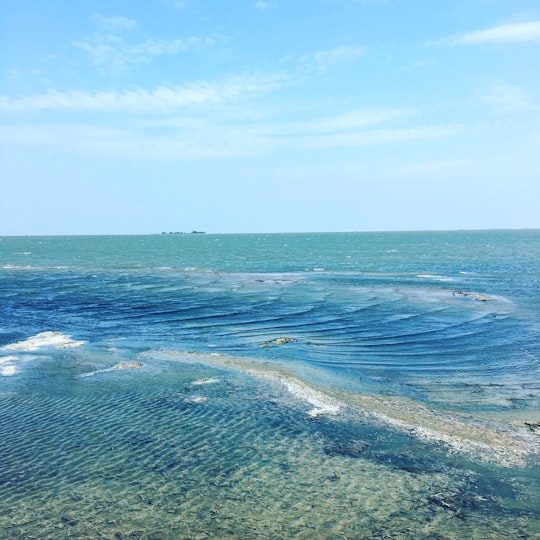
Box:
[1,231,539,538]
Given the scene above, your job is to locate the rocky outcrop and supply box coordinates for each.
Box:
[259,337,296,348]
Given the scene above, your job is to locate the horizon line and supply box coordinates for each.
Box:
[1,227,539,238]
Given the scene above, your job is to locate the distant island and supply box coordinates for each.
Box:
[161,231,206,235]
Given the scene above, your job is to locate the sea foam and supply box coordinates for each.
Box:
[1,331,87,352]
[0,356,19,376]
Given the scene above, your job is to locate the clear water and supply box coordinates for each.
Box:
[1,231,539,539]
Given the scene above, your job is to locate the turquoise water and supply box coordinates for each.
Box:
[1,231,539,538]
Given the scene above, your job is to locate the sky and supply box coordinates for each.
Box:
[1,0,539,235]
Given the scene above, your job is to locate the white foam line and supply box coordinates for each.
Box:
[245,368,341,418]
[192,377,221,385]
[282,378,341,417]
[184,395,208,403]
[1,331,87,352]
[0,356,20,376]
[78,362,144,378]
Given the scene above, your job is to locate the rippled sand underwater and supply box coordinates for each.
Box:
[1,345,539,539]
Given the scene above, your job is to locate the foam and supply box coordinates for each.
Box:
[78,362,143,378]
[184,395,208,403]
[1,331,87,352]
[0,356,19,376]
[192,377,221,385]
[250,371,341,417]
[416,274,454,282]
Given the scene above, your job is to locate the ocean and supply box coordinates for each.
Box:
[1,231,539,539]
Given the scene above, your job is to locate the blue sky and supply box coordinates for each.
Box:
[1,0,539,234]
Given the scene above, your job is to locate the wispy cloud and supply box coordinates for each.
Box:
[429,21,540,46]
[92,14,137,32]
[269,107,414,135]
[254,1,269,10]
[0,74,287,113]
[0,95,463,161]
[483,82,538,114]
[279,123,464,149]
[0,118,464,161]
[303,45,366,71]
[140,106,415,137]
[74,10,228,71]
[74,34,223,70]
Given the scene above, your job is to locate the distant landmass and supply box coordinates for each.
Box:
[161,231,206,235]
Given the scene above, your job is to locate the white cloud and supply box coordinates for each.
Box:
[255,1,269,10]
[0,119,464,161]
[0,97,463,162]
[430,21,540,46]
[304,45,366,71]
[280,123,464,148]
[74,34,221,69]
[92,14,137,32]
[483,83,537,114]
[140,105,414,134]
[0,74,287,113]
[267,107,414,135]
